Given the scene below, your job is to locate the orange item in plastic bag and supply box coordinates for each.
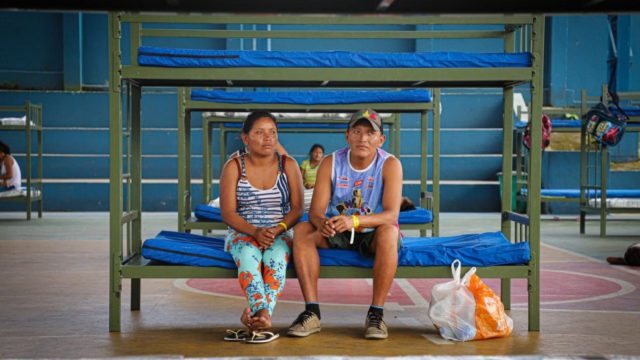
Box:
[467,274,513,340]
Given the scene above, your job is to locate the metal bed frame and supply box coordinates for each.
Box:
[108,12,545,333]
[0,102,43,220]
[580,85,640,237]
[176,87,441,237]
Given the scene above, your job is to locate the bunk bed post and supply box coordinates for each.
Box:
[501,87,514,233]
[130,83,142,311]
[600,145,608,237]
[37,105,43,218]
[501,86,514,308]
[393,113,400,157]
[527,14,545,332]
[432,89,440,236]
[108,11,123,332]
[177,88,188,232]
[579,90,588,233]
[500,24,517,309]
[420,109,428,237]
[599,84,609,237]
[202,113,212,205]
[25,102,33,220]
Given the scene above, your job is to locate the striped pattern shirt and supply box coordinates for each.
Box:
[235,153,291,228]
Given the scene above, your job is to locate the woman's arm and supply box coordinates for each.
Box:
[219,158,259,237]
[2,156,13,183]
[279,155,304,231]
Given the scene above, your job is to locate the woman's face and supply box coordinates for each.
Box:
[311,147,324,162]
[242,117,278,156]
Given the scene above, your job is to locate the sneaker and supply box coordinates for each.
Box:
[287,310,321,337]
[364,312,388,340]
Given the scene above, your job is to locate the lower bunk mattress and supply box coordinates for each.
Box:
[522,188,640,199]
[0,187,41,198]
[194,204,433,225]
[141,230,530,268]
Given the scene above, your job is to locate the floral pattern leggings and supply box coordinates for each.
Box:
[225,229,292,316]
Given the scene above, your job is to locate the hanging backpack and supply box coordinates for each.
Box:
[585,102,627,147]
[524,113,552,150]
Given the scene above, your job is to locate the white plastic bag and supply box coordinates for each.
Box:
[428,259,513,341]
[427,259,477,341]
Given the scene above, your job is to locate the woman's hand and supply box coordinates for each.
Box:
[253,227,276,250]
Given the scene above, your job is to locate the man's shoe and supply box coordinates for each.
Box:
[287,310,321,337]
[364,312,388,340]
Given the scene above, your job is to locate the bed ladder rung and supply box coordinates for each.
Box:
[120,211,139,224]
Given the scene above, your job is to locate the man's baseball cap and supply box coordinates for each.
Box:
[348,109,382,133]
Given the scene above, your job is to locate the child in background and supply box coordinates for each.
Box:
[300,144,324,189]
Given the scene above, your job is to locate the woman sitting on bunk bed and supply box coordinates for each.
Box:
[219,111,304,343]
[0,141,21,192]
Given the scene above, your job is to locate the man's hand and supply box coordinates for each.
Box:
[326,215,355,234]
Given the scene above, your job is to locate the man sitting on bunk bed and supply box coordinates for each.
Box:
[288,109,403,340]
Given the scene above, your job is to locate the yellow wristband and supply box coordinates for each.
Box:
[277,222,288,231]
[351,215,360,231]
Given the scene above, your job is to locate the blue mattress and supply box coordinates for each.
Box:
[611,106,640,117]
[191,89,433,104]
[141,230,530,268]
[522,188,640,198]
[194,204,433,224]
[138,46,532,69]
[515,119,581,129]
[222,123,348,130]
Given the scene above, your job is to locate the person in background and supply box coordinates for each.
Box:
[219,111,304,343]
[300,144,325,190]
[607,242,640,266]
[0,140,21,192]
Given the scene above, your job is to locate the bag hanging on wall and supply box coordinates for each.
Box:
[585,102,628,147]
[427,259,513,341]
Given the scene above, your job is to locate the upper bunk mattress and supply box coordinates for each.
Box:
[194,204,433,224]
[141,230,530,268]
[138,46,532,69]
[191,89,432,104]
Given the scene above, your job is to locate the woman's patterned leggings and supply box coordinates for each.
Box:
[225,229,292,316]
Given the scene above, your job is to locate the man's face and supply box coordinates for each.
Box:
[345,121,384,158]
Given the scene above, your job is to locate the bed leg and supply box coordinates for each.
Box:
[579,210,585,234]
[109,276,122,332]
[500,278,511,310]
[131,278,141,311]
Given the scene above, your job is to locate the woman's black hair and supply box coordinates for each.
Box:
[242,111,277,134]
[0,140,10,155]
[309,143,325,157]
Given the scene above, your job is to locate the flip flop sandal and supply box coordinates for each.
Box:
[245,331,280,344]
[224,329,251,341]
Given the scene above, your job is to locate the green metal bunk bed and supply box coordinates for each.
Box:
[108,12,545,333]
[176,87,441,237]
[580,86,640,237]
[514,90,593,212]
[0,102,43,219]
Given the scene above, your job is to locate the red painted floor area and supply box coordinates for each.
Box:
[183,245,640,312]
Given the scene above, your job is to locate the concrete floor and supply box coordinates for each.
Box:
[0,212,639,358]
